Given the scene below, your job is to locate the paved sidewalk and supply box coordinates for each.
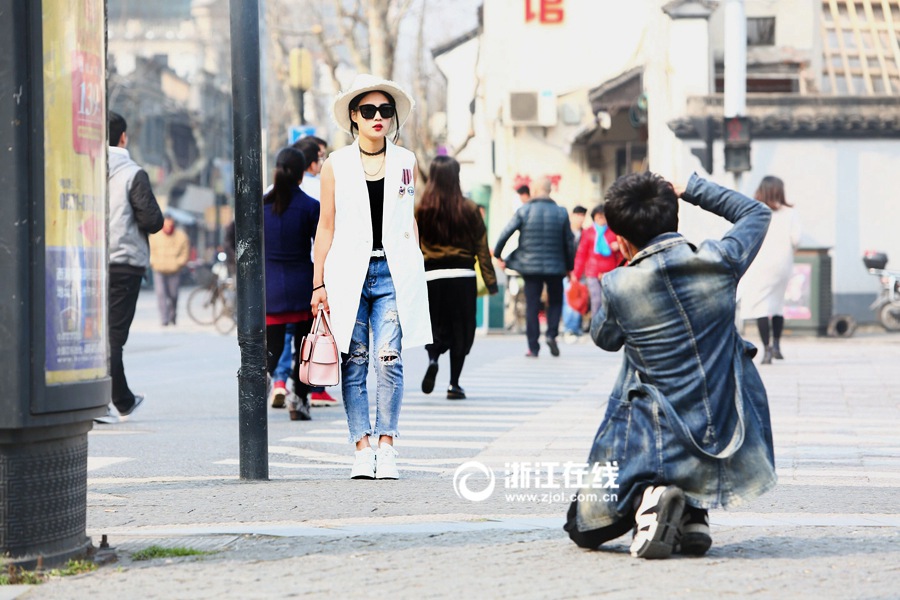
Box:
[17,292,900,599]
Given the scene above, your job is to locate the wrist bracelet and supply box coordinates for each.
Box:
[312,284,325,292]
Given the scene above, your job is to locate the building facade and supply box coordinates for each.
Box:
[435,0,900,325]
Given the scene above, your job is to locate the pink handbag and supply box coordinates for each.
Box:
[298,305,340,387]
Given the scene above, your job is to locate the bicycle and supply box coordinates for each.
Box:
[187,253,237,334]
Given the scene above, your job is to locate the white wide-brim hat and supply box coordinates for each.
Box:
[332,74,414,135]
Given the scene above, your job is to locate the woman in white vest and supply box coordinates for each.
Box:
[311,74,431,480]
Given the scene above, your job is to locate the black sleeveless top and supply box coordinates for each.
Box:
[366,178,384,250]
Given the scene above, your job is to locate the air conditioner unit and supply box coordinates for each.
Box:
[506,90,557,127]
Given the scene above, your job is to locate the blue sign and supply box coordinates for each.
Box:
[289,125,317,144]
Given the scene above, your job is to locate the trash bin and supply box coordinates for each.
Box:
[1,1,109,568]
[783,247,833,335]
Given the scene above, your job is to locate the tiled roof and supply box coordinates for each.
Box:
[669,94,900,138]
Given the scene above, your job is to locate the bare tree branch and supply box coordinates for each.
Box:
[306,1,342,85]
[157,113,209,200]
[451,26,483,157]
[334,0,369,73]
[388,0,415,40]
[409,0,433,180]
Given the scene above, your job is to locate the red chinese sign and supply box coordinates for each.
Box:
[547,174,562,190]
[513,174,562,191]
[71,51,104,157]
[525,0,564,24]
[513,174,532,190]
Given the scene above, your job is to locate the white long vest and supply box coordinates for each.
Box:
[324,139,432,354]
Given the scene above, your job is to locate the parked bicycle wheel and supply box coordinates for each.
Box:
[879,301,900,331]
[214,310,236,334]
[187,286,222,325]
[212,281,237,334]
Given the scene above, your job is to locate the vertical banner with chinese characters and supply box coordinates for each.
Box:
[43,0,108,384]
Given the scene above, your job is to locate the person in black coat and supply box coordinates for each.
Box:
[494,177,575,358]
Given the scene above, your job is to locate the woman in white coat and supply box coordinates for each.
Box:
[311,74,431,480]
[739,176,801,364]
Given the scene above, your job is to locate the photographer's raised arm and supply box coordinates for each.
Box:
[680,174,772,277]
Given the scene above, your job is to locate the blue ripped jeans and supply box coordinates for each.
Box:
[342,257,403,444]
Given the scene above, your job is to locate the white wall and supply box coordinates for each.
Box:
[708,0,817,56]
[644,10,713,180]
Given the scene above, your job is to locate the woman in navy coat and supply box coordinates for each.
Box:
[264,146,320,421]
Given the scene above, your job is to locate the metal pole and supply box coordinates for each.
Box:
[298,88,306,125]
[229,0,268,480]
[724,0,747,189]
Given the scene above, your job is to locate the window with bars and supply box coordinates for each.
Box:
[821,0,900,95]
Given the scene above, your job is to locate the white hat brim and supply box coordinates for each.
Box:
[332,74,414,135]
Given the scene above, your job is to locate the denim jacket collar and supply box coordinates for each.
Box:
[629,232,696,266]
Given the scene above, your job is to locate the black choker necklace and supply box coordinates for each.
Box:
[360,144,386,156]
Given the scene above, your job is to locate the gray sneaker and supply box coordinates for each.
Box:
[118,394,145,419]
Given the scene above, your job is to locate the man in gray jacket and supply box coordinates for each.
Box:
[99,112,164,423]
[494,177,575,357]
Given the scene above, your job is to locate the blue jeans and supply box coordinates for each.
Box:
[341,258,403,443]
[586,277,605,320]
[274,324,296,382]
[562,278,583,335]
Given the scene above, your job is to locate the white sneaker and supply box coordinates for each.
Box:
[375,443,399,480]
[350,446,376,479]
[93,406,120,424]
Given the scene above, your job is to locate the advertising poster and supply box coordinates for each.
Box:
[783,263,813,321]
[43,0,108,384]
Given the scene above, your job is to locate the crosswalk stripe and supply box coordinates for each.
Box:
[321,416,526,424]
[393,405,544,413]
[376,420,513,428]
[87,457,132,472]
[220,367,577,471]
[214,459,444,473]
[304,428,504,438]
[281,436,487,449]
[267,445,462,466]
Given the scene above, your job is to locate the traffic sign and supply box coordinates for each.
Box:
[289,125,317,144]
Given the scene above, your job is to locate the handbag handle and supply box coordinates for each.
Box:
[313,303,333,336]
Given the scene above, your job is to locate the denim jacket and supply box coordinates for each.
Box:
[577,174,777,530]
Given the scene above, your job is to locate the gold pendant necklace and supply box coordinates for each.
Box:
[362,152,386,178]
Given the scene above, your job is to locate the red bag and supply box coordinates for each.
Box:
[567,279,590,315]
[298,306,340,387]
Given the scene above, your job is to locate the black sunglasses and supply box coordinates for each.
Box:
[357,104,396,119]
